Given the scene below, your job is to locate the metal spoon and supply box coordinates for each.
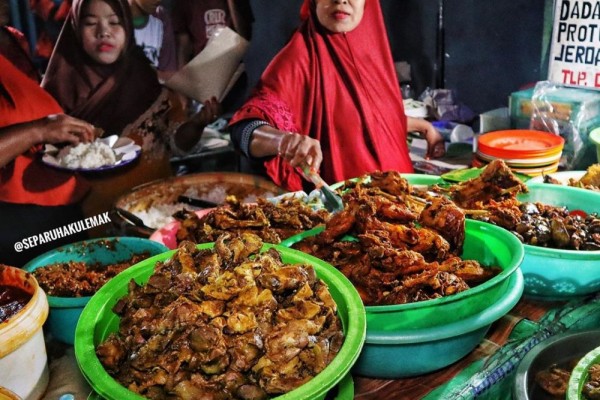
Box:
[299,164,344,213]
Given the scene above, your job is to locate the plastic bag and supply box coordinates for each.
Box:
[529,81,599,170]
[419,88,476,124]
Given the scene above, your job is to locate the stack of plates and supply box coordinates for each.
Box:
[474,129,564,176]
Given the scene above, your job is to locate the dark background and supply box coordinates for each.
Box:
[8,0,554,115]
[244,0,553,114]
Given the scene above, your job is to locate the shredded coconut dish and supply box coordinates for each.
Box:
[59,141,117,169]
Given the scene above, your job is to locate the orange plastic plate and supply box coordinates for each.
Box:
[477,130,564,159]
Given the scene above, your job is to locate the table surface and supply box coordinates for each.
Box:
[41,295,568,400]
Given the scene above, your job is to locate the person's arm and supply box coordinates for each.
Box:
[155,6,178,80]
[407,117,446,159]
[171,98,220,152]
[227,0,252,40]
[230,121,322,171]
[0,114,95,168]
[176,33,193,67]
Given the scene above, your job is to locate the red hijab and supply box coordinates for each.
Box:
[41,0,161,134]
[230,0,412,191]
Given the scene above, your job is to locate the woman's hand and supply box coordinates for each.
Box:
[407,117,446,159]
[0,113,96,168]
[277,132,323,171]
[36,114,96,145]
[248,125,323,172]
[191,97,222,127]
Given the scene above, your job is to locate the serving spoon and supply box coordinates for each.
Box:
[299,164,344,213]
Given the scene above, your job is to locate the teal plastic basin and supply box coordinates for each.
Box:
[353,268,524,378]
[23,237,168,344]
[74,244,367,400]
[516,184,600,299]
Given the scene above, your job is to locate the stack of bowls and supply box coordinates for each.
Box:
[74,245,367,400]
[282,219,525,379]
[475,129,564,176]
[344,220,524,378]
[516,183,600,299]
[289,173,526,378]
[23,237,168,344]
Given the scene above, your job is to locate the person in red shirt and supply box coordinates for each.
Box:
[229,0,445,192]
[0,54,95,266]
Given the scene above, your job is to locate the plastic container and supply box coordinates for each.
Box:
[567,342,600,400]
[23,237,168,344]
[513,330,600,400]
[74,245,367,400]
[590,127,600,163]
[353,268,524,378]
[0,265,49,400]
[517,184,600,298]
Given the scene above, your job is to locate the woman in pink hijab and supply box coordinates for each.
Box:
[230,0,444,191]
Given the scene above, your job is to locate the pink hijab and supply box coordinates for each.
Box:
[230,0,412,191]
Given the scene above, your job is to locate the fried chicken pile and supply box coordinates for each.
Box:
[452,160,600,250]
[293,171,499,306]
[96,233,343,400]
[543,163,600,191]
[174,196,329,246]
[448,159,529,210]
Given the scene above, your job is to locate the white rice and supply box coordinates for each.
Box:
[132,203,195,229]
[128,186,276,230]
[60,141,116,169]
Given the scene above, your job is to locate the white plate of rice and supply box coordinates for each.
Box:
[42,135,141,172]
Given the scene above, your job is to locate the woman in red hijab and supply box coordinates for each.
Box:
[230,0,444,192]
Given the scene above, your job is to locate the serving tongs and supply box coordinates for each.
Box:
[112,207,155,236]
[177,195,219,209]
[299,164,344,213]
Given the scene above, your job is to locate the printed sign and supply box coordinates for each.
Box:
[548,0,600,88]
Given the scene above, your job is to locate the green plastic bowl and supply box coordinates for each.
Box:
[23,237,168,344]
[353,268,524,378]
[516,184,600,299]
[282,219,524,331]
[74,244,366,400]
[330,173,444,191]
[567,342,600,400]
